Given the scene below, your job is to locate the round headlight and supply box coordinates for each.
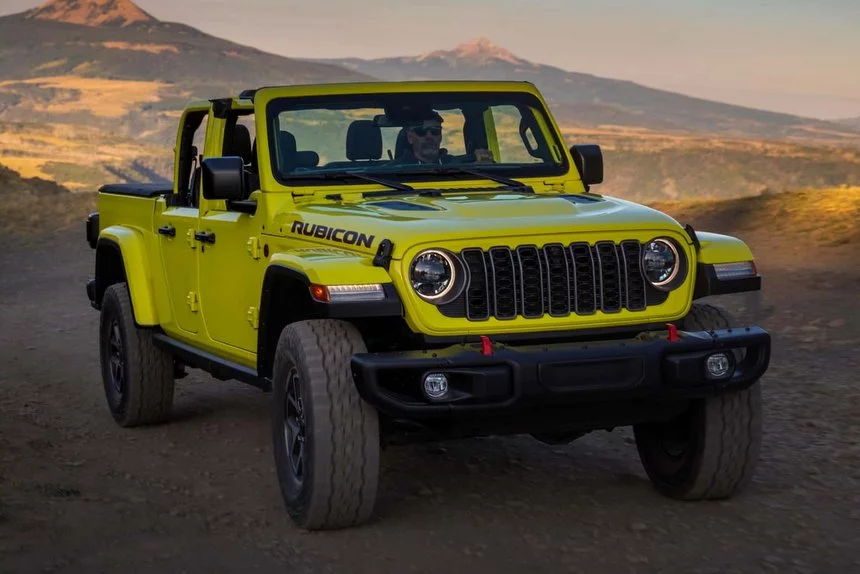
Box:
[410,250,456,301]
[642,239,679,287]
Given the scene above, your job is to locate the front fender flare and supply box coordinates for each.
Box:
[692,231,761,299]
[97,226,159,326]
[256,250,404,379]
[695,231,755,264]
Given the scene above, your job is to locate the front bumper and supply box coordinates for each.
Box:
[350,326,770,419]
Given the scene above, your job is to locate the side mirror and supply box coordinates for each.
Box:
[201,156,245,201]
[570,144,603,186]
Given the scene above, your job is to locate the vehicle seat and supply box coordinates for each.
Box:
[224,124,253,165]
[394,127,409,159]
[345,120,382,164]
[223,124,256,196]
[276,130,298,172]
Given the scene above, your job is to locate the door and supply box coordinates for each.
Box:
[198,211,264,353]
[156,206,202,335]
[156,106,209,336]
[197,110,265,355]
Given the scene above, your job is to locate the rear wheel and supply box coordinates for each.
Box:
[634,303,763,500]
[271,319,380,530]
[98,282,174,426]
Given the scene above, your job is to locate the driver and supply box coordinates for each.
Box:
[394,110,495,165]
[400,113,445,164]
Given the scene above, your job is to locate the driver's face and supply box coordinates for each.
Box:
[407,120,443,162]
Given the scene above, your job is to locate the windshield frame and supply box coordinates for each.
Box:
[263,90,571,188]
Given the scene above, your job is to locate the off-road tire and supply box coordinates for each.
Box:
[634,303,763,500]
[271,319,380,530]
[98,282,174,427]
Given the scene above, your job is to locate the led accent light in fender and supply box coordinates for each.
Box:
[309,283,385,303]
[712,261,758,280]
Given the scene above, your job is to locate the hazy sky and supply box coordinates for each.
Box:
[3,0,859,119]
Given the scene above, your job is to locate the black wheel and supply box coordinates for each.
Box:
[98,282,174,427]
[271,319,380,530]
[634,303,763,500]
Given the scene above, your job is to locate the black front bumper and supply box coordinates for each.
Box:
[351,326,770,419]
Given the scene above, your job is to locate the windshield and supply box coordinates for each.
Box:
[265,91,569,186]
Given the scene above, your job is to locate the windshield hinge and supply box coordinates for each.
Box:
[373,239,394,270]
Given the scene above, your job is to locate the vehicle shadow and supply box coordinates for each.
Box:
[369,431,659,524]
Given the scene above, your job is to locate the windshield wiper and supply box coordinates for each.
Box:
[421,166,529,190]
[289,171,414,192]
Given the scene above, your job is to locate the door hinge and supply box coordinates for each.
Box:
[247,306,259,329]
[186,228,197,249]
[186,291,199,312]
[246,236,261,260]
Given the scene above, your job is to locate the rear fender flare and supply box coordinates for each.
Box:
[97,226,159,326]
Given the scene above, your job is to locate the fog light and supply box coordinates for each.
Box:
[706,352,733,379]
[423,373,449,400]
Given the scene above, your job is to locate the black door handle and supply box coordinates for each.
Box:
[194,231,216,244]
[157,225,176,237]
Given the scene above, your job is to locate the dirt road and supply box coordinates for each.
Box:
[1,222,859,573]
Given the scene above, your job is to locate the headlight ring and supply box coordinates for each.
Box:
[641,238,686,290]
[409,249,467,304]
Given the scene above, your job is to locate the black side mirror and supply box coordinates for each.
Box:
[570,144,604,187]
[201,156,245,201]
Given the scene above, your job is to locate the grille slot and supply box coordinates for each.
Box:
[516,246,544,318]
[595,241,621,313]
[461,249,490,320]
[543,244,570,317]
[489,247,517,319]
[450,240,662,321]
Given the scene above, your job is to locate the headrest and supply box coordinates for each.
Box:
[225,124,253,164]
[277,130,297,171]
[395,127,410,158]
[346,120,382,161]
[295,150,319,168]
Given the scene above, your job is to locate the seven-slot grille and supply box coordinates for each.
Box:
[449,241,660,321]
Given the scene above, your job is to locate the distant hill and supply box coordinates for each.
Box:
[316,38,860,146]
[0,161,96,237]
[0,161,69,196]
[838,117,860,130]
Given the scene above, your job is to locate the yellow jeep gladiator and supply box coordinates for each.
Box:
[84,80,770,530]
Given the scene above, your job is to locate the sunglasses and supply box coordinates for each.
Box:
[410,126,442,137]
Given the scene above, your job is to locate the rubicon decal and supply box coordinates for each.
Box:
[290,221,375,248]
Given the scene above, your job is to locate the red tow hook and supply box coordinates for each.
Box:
[666,323,680,342]
[479,335,493,356]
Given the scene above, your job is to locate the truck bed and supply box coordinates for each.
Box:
[98,183,173,198]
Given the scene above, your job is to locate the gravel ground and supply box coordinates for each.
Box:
[1,226,858,574]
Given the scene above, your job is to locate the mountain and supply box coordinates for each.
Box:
[1,3,859,201]
[0,0,372,94]
[25,0,155,27]
[317,38,860,145]
[0,0,375,189]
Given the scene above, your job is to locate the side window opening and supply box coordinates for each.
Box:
[175,110,208,208]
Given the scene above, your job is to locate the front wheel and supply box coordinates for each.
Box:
[633,303,763,500]
[271,319,380,530]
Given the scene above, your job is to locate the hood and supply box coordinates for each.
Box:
[272,190,686,257]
